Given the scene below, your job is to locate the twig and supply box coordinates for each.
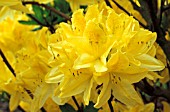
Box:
[22,1,71,21]
[27,14,47,26]
[27,14,55,34]
[43,16,56,34]
[0,49,16,77]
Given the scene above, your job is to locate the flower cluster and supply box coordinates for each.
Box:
[0,0,167,112]
[46,1,164,109]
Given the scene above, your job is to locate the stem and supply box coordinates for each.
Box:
[108,94,114,112]
[27,14,55,34]
[22,1,71,21]
[0,49,16,77]
[43,16,56,34]
[72,96,83,112]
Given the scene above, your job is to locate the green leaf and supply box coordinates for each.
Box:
[31,26,43,31]
[54,0,70,13]
[0,91,9,102]
[32,4,44,23]
[18,20,38,25]
[59,103,76,112]
[84,102,99,112]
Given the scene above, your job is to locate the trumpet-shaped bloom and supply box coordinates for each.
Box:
[0,14,55,111]
[45,1,164,108]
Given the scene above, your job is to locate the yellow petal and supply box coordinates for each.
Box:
[60,73,92,98]
[0,0,20,6]
[112,80,143,107]
[94,59,108,72]
[71,9,86,34]
[0,6,14,22]
[31,83,53,112]
[83,20,106,45]
[94,75,111,108]
[136,54,165,71]
[160,68,170,83]
[108,51,129,71]
[73,53,94,69]
[85,4,99,21]
[106,11,124,36]
[45,67,64,83]
[162,101,170,112]
[118,72,149,84]
[126,30,156,55]
[142,103,155,112]
[83,78,93,105]
[9,92,20,111]
[9,3,30,13]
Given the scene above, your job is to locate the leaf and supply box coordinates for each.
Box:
[52,0,71,23]
[32,4,43,19]
[18,20,38,25]
[84,101,99,112]
[54,0,70,13]
[31,26,43,31]
[59,103,76,112]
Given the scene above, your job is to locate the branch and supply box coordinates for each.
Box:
[0,49,16,77]
[27,14,47,26]
[22,1,71,21]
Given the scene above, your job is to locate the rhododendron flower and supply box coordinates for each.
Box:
[45,2,164,108]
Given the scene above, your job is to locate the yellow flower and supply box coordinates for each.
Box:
[46,1,164,109]
[45,41,94,105]
[0,14,55,111]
